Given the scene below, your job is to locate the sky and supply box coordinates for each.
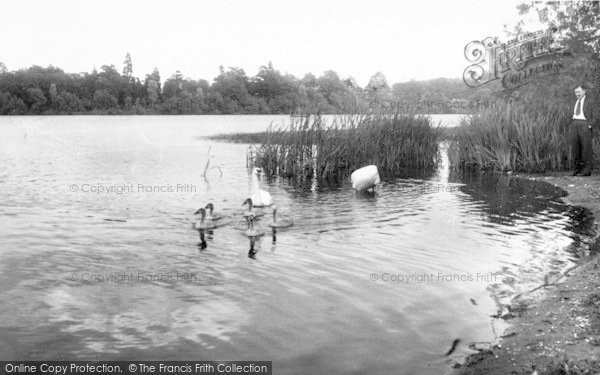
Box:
[0,0,542,86]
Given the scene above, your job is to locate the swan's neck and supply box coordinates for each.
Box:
[272,210,277,222]
[252,174,261,190]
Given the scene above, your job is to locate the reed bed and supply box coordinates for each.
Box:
[247,113,441,183]
[448,100,600,173]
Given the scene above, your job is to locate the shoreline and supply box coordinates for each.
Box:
[454,172,600,374]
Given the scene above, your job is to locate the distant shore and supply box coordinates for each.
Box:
[455,172,600,375]
[0,64,489,116]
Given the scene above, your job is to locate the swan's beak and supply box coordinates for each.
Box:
[242,198,251,206]
[205,203,213,210]
[194,208,202,215]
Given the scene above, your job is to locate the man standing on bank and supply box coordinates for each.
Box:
[569,84,594,176]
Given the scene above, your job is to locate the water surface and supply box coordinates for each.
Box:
[0,115,593,374]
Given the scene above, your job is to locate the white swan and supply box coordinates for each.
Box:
[268,206,293,228]
[351,165,381,192]
[204,203,223,221]
[250,167,273,206]
[193,208,215,230]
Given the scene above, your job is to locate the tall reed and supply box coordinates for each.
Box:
[448,99,600,173]
[249,113,441,183]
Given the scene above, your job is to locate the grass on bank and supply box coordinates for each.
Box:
[447,100,600,173]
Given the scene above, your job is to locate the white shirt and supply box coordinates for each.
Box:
[573,95,587,120]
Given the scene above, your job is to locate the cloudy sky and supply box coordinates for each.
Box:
[0,0,540,86]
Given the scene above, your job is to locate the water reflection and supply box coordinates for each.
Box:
[197,230,207,250]
[353,189,378,200]
[449,171,595,311]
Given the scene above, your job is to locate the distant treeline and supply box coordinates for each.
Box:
[0,57,494,115]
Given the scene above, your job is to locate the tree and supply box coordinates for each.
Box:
[249,62,304,113]
[366,72,390,93]
[25,88,47,113]
[209,67,254,113]
[162,71,184,99]
[0,92,27,115]
[316,70,355,112]
[146,79,160,103]
[92,89,117,110]
[56,91,82,113]
[516,1,599,54]
[122,53,133,80]
[505,1,600,105]
[251,62,282,99]
[301,73,327,112]
[95,64,131,105]
[0,62,6,74]
[144,68,161,103]
[49,83,57,104]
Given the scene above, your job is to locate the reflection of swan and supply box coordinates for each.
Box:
[243,214,265,238]
[242,198,264,219]
[250,167,273,206]
[268,206,293,228]
[351,165,381,192]
[198,231,207,250]
[204,203,222,221]
[193,208,215,230]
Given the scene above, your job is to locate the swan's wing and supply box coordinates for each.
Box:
[251,190,273,206]
[261,190,273,205]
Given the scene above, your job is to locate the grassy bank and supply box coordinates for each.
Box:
[242,113,441,183]
[448,100,600,173]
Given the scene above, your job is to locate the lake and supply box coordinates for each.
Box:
[0,115,593,374]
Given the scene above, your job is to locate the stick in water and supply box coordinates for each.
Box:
[445,339,461,356]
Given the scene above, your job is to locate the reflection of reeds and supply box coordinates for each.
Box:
[248,113,441,183]
[448,100,600,173]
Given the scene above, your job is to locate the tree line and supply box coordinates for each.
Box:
[0,55,492,115]
[1,1,598,116]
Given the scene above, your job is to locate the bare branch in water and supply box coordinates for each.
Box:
[210,166,223,177]
[202,146,213,178]
[202,145,223,181]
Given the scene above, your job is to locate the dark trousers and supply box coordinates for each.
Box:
[568,119,593,170]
